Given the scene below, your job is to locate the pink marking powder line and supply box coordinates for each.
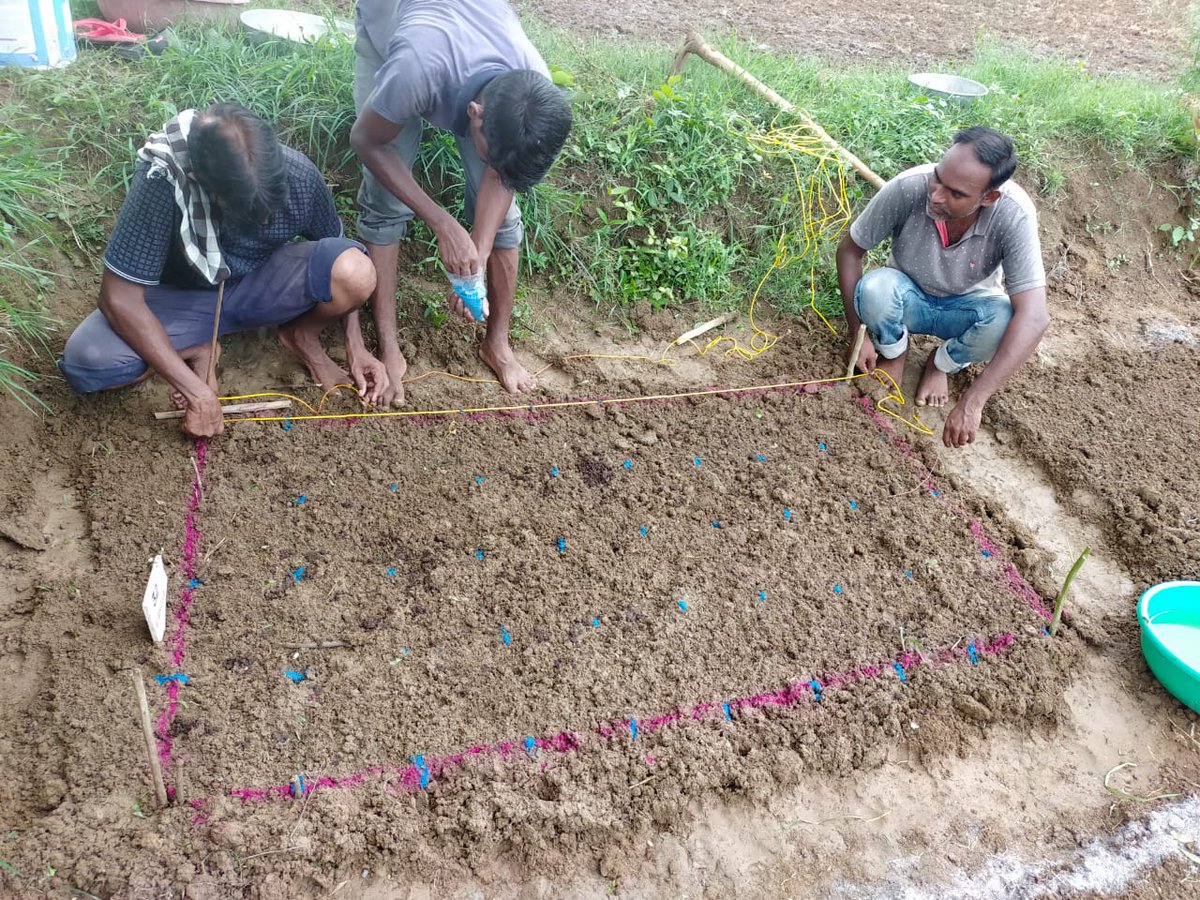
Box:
[155,438,209,788]
[217,633,1013,807]
[857,397,1052,622]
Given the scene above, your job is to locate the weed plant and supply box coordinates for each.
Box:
[0,14,1194,409]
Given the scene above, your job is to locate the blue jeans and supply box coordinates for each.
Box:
[853,267,1013,374]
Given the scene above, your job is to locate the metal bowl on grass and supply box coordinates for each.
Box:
[240,9,354,46]
[908,72,989,102]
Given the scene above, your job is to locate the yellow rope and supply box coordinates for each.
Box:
[216,370,931,436]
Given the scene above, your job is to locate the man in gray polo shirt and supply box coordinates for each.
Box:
[349,0,572,406]
[836,126,1049,448]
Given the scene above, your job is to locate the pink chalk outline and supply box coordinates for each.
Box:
[160,393,1049,815]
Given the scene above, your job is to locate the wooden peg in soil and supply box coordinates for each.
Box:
[845,323,867,381]
[132,667,169,810]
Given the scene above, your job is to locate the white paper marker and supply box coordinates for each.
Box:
[142,554,168,643]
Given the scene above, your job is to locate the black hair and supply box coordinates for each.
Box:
[187,102,288,233]
[479,71,572,192]
[951,126,1018,192]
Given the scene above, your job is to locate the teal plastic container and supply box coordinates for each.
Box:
[1139,581,1200,713]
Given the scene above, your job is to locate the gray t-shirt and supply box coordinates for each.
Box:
[849,163,1046,298]
[362,0,549,136]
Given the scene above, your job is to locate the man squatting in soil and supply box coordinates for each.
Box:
[349,0,573,406]
[58,103,387,438]
[837,126,1049,448]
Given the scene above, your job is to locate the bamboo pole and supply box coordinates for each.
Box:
[672,311,738,346]
[132,667,169,810]
[671,31,885,190]
[154,399,293,421]
[844,323,867,380]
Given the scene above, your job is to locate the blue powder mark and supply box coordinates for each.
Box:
[783,508,792,521]
[711,521,721,529]
[893,662,906,683]
[388,484,399,492]
[818,442,826,452]
[188,577,204,589]
[284,670,305,683]
[295,495,307,505]
[693,456,702,467]
[153,674,190,685]
[623,459,633,470]
[981,549,992,558]
[755,454,766,462]
[291,774,306,798]
[629,719,638,739]
[833,584,843,594]
[677,600,688,612]
[524,736,536,754]
[967,643,979,666]
[810,679,823,702]
[557,536,566,554]
[475,549,485,561]
[930,489,942,497]
[475,475,484,486]
[291,567,305,583]
[592,617,601,628]
[639,525,648,538]
[501,627,511,646]
[1043,626,1051,636]
[722,702,732,721]
[904,570,913,579]
[550,466,559,477]
[281,419,293,432]
[402,647,411,655]
[758,591,766,603]
[411,755,430,789]
[386,566,397,577]
[849,499,858,510]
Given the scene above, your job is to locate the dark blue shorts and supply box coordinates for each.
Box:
[60,237,364,393]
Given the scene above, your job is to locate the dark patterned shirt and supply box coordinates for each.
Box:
[103,146,343,289]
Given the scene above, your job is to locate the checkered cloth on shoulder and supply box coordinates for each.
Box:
[137,109,230,285]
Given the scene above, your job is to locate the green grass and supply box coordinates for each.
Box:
[0,13,1194,410]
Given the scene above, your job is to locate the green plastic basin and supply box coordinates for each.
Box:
[1139,581,1200,713]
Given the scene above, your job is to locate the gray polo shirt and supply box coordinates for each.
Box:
[361,0,549,136]
[849,163,1045,298]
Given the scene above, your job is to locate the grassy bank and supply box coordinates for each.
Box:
[0,13,1193,406]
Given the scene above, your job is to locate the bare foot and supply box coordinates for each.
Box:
[278,323,349,395]
[874,352,906,392]
[479,341,535,393]
[379,353,407,408]
[173,342,221,409]
[915,351,950,407]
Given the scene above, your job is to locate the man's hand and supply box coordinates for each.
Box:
[181,389,225,439]
[943,398,983,448]
[348,347,390,406]
[852,339,878,375]
[437,218,479,277]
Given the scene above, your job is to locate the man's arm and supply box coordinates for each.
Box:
[444,166,514,319]
[349,107,478,275]
[97,271,224,437]
[835,230,877,372]
[943,286,1049,448]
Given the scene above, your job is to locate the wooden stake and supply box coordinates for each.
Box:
[205,279,225,390]
[153,399,293,421]
[845,323,867,380]
[132,667,169,810]
[672,311,738,347]
[670,31,885,190]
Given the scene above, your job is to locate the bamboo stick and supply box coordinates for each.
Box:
[132,667,169,810]
[671,31,885,190]
[154,399,293,421]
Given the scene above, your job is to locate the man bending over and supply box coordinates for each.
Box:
[350,0,573,405]
[60,102,386,437]
[836,126,1049,448]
